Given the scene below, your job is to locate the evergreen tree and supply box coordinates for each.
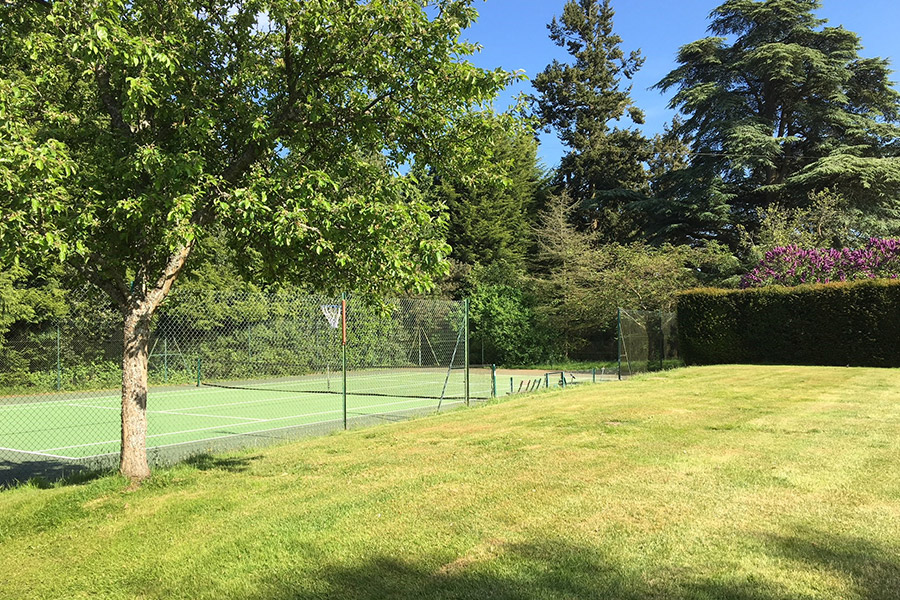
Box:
[649,0,900,245]
[530,194,603,358]
[435,130,548,267]
[532,0,649,242]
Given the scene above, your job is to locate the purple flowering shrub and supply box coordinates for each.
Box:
[741,238,900,288]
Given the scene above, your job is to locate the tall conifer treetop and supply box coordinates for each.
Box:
[650,0,900,244]
[533,0,644,149]
[532,0,649,242]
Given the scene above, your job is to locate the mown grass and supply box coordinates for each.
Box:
[1,365,899,599]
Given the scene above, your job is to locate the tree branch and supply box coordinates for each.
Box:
[145,241,195,311]
[95,66,132,137]
[69,259,128,309]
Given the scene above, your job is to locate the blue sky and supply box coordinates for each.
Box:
[461,0,900,168]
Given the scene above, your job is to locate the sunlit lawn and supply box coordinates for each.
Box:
[1,365,898,599]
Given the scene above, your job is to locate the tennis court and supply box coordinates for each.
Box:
[0,368,494,462]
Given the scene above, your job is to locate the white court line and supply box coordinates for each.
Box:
[0,446,78,460]
[40,395,443,454]
[40,420,271,452]
[158,392,331,413]
[64,403,119,411]
[162,388,461,414]
[0,384,324,413]
[63,402,265,422]
[0,394,120,411]
[0,370,461,411]
[0,385,229,411]
[7,391,440,457]
[153,410,265,422]
[37,397,465,461]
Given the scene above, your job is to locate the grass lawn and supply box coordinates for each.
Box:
[1,365,898,599]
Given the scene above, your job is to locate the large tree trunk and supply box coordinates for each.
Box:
[119,301,155,480]
[113,244,195,481]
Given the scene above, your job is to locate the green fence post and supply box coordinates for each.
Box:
[617,308,622,381]
[659,309,665,371]
[545,373,549,389]
[56,324,61,392]
[464,298,470,407]
[342,293,348,430]
[196,357,202,386]
[592,367,596,383]
[510,377,513,394]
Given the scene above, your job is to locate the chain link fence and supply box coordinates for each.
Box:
[0,291,491,485]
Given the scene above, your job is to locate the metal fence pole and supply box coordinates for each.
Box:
[342,293,347,430]
[464,298,470,407]
[56,324,61,391]
[491,364,496,398]
[617,308,622,381]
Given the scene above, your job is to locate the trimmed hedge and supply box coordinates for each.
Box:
[677,279,900,367]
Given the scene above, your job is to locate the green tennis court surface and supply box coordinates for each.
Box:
[0,369,494,461]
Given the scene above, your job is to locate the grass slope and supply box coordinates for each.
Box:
[1,365,899,600]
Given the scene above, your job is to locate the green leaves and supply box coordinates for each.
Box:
[652,0,900,245]
[532,0,650,242]
[1,0,513,305]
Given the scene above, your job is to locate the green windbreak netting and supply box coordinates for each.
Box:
[617,308,680,377]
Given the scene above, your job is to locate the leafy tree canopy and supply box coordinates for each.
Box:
[650,0,900,245]
[1,0,516,301]
[531,193,738,358]
[432,127,548,268]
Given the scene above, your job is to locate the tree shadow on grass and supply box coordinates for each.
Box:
[239,538,795,600]
[184,452,263,473]
[0,450,265,489]
[223,530,900,600]
[763,530,900,600]
[0,458,110,490]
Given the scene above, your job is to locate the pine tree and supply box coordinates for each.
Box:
[530,194,603,357]
[650,0,900,245]
[436,131,548,267]
[532,0,649,242]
